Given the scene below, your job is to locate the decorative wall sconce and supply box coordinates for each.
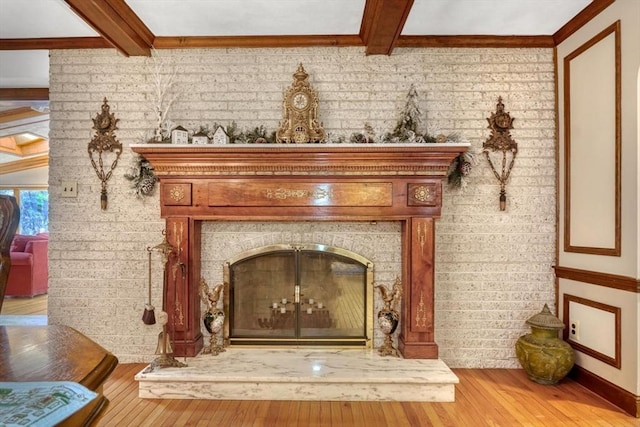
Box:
[88,98,122,210]
[483,97,518,211]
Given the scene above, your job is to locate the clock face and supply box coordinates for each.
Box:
[292,92,309,110]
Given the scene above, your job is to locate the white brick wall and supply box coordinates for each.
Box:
[48,47,556,365]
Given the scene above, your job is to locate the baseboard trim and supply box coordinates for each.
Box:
[569,365,639,417]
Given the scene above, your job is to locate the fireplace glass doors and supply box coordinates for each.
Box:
[224,244,374,347]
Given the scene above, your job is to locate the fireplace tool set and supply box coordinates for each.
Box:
[142,247,156,325]
[143,230,186,372]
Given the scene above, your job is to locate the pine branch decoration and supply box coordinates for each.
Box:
[124,155,159,198]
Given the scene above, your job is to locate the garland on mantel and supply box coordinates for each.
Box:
[124,155,159,199]
[132,85,475,197]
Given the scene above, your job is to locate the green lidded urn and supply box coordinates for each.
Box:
[515,304,575,385]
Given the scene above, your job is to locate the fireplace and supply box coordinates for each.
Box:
[225,244,374,347]
[132,143,469,359]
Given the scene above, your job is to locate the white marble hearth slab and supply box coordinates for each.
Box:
[135,349,458,402]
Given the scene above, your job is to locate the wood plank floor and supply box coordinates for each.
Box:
[95,364,638,426]
[0,294,48,315]
[2,296,637,425]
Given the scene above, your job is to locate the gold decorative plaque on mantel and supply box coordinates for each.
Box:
[163,183,191,206]
[276,64,325,144]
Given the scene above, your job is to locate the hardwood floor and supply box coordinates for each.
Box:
[0,294,47,315]
[96,364,638,426]
[1,296,636,425]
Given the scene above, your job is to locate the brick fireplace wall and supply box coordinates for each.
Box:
[47,46,556,365]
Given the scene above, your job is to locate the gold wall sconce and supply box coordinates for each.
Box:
[483,97,518,211]
[88,98,122,210]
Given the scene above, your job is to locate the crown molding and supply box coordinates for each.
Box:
[153,35,363,49]
[0,88,49,101]
[397,35,555,48]
[0,154,49,175]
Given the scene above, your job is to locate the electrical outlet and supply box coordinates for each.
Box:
[569,319,580,342]
[61,181,78,198]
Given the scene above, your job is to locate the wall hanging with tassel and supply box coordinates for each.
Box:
[88,98,122,210]
[483,97,518,211]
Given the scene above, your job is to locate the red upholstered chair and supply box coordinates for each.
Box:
[6,233,48,297]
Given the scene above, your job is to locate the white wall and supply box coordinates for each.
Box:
[48,46,557,365]
[556,0,639,395]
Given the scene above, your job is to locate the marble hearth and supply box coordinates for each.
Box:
[135,349,458,401]
[131,144,467,402]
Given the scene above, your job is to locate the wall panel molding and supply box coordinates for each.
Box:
[554,265,639,293]
[563,21,621,256]
[562,294,621,368]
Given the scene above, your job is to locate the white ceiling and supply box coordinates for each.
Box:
[127,0,367,36]
[0,0,592,89]
[403,0,593,35]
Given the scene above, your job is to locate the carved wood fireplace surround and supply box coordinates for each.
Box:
[132,143,468,359]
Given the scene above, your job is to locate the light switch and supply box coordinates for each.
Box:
[61,181,78,198]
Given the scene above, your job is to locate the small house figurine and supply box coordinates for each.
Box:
[212,126,229,145]
[171,126,189,144]
[191,131,209,145]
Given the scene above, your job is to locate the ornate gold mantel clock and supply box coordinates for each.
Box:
[276,64,325,143]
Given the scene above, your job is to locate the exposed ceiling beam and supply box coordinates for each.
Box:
[360,0,414,55]
[0,88,49,101]
[64,0,154,56]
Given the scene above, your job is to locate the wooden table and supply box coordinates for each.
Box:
[0,325,118,426]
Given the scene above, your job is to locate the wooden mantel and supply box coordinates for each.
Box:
[131,143,468,359]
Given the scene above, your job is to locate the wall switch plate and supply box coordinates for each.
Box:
[61,181,78,198]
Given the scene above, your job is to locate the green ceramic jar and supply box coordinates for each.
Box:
[515,304,575,385]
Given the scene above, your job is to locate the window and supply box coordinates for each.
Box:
[0,188,49,235]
